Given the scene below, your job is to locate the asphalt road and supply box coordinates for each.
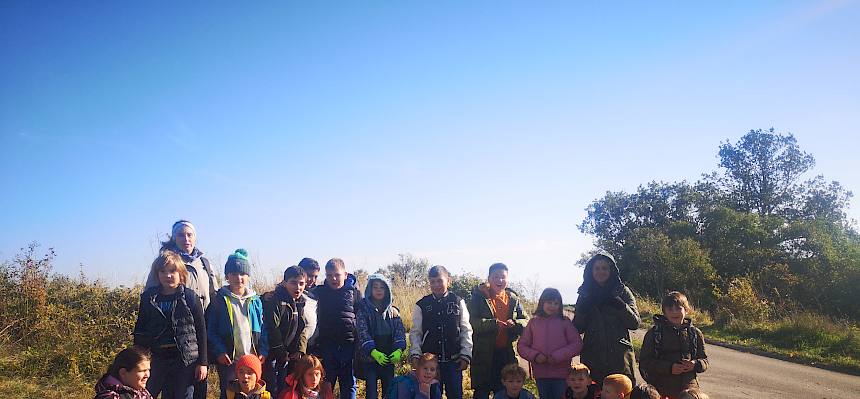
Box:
[522,328,860,398]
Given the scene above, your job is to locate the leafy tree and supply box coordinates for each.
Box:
[717,128,815,216]
[379,253,430,289]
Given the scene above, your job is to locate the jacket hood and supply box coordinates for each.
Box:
[363,273,392,314]
[219,285,258,300]
[578,249,623,295]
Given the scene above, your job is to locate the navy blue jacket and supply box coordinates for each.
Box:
[311,273,361,345]
[133,284,207,366]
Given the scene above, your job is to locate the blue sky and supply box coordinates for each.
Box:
[2,1,859,302]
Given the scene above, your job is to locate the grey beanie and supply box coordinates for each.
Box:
[225,248,251,275]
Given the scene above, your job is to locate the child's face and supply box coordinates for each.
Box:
[502,376,524,396]
[237,365,257,393]
[429,275,449,297]
[119,360,150,391]
[325,266,346,289]
[488,269,508,294]
[158,265,181,290]
[417,361,437,384]
[664,303,688,326]
[567,373,591,394]
[305,269,319,288]
[283,276,306,299]
[303,367,322,389]
[173,226,196,254]
[543,299,561,316]
[371,281,386,301]
[601,384,622,399]
[591,259,612,285]
[227,272,249,294]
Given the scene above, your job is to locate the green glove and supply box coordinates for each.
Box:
[389,348,403,363]
[371,349,389,365]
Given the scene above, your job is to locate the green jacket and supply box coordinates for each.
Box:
[467,284,528,390]
[573,251,641,385]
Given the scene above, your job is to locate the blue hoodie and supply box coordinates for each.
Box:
[356,274,407,358]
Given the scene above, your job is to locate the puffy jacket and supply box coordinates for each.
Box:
[93,374,153,399]
[573,251,640,385]
[356,274,407,362]
[207,287,269,359]
[468,284,528,391]
[225,380,271,399]
[517,315,583,379]
[311,273,361,345]
[132,284,207,366]
[639,315,708,398]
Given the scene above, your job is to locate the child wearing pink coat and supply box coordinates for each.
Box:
[517,288,583,399]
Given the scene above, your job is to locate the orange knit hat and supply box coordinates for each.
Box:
[235,354,262,381]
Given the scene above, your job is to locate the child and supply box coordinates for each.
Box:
[389,353,442,399]
[409,265,473,399]
[573,251,640,386]
[225,354,272,399]
[208,249,269,399]
[264,266,319,396]
[356,274,407,399]
[493,364,535,399]
[601,374,633,399]
[563,364,599,399]
[133,251,208,399]
[679,388,709,399]
[298,258,321,291]
[639,291,708,399]
[517,288,583,399]
[630,384,661,399]
[310,258,361,399]
[94,346,153,399]
[468,263,528,399]
[279,354,335,399]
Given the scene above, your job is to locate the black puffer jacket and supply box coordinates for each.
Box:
[133,284,207,366]
[311,273,361,345]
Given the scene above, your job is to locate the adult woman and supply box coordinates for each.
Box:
[573,251,640,386]
[144,220,218,399]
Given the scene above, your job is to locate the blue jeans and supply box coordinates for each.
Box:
[147,349,194,399]
[438,361,463,399]
[321,342,357,399]
[363,361,394,399]
[536,378,567,399]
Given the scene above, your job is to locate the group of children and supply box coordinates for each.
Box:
[94,220,711,399]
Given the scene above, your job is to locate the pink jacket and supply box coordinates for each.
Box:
[517,315,583,379]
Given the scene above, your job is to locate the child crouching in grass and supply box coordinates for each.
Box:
[639,291,708,399]
[493,364,535,399]
[601,374,633,399]
[390,353,442,399]
[226,355,271,399]
[279,354,334,399]
[94,346,153,399]
[564,364,599,399]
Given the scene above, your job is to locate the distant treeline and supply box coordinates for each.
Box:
[579,128,860,322]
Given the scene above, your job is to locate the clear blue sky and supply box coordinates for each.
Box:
[2,1,859,302]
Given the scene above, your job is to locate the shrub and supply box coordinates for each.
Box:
[715,276,770,324]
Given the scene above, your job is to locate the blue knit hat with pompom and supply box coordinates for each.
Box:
[224,248,251,275]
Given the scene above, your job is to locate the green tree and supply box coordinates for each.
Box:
[380,253,430,288]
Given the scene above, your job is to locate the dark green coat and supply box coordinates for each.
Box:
[573,251,641,385]
[467,284,528,390]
